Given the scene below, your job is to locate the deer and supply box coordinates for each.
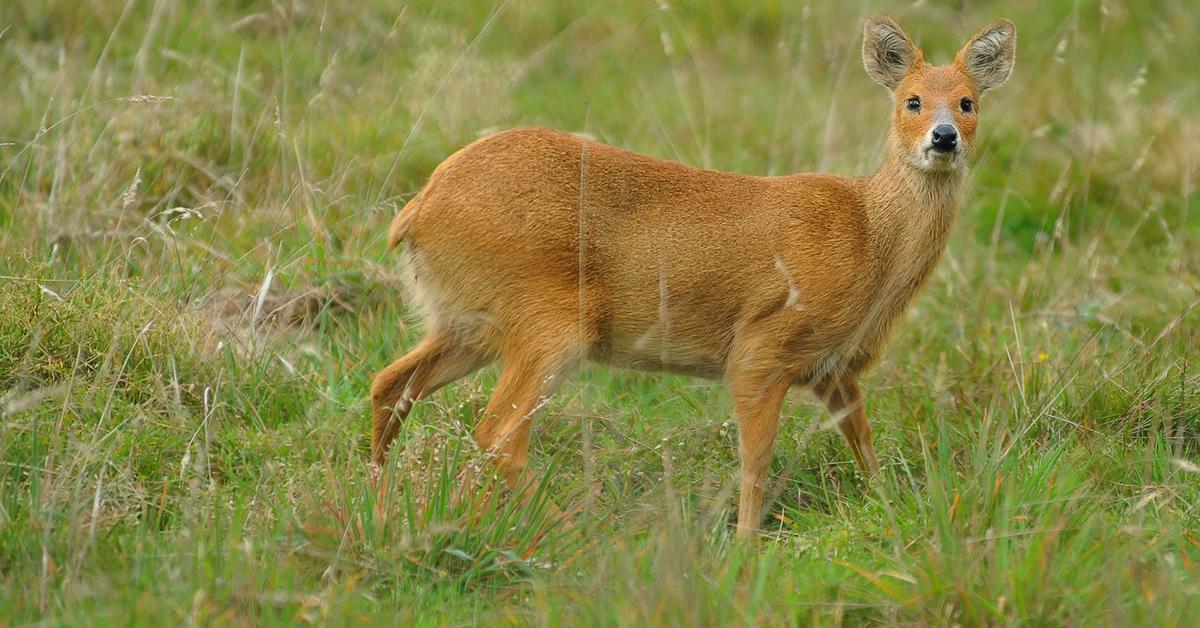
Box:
[370,14,1015,537]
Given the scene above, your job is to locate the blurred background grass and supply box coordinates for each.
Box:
[1,0,1197,624]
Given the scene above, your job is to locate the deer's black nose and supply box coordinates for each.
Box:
[931,125,958,152]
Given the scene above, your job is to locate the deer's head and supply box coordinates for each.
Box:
[863,15,1016,173]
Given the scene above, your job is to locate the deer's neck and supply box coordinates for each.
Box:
[862,154,964,280]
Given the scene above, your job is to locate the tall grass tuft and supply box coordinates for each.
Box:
[296,425,587,591]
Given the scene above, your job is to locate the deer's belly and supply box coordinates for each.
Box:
[592,310,734,379]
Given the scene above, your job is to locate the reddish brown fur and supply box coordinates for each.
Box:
[371,15,1015,537]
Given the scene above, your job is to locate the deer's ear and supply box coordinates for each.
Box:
[956,19,1016,93]
[862,14,920,91]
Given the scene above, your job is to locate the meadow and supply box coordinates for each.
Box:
[1,0,1198,624]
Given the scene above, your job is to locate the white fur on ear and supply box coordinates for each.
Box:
[957,20,1016,92]
[862,15,920,91]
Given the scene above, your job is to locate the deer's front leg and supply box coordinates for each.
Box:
[815,376,879,476]
[729,372,792,539]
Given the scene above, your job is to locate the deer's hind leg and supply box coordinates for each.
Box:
[473,329,584,489]
[371,332,492,466]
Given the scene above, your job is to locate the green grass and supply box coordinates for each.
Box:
[2,0,1198,624]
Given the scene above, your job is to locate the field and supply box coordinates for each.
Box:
[2,0,1198,624]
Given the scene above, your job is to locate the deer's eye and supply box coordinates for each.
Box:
[906,97,921,112]
[960,97,974,113]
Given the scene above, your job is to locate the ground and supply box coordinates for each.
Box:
[1,1,1198,625]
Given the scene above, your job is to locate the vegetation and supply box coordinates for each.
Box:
[1,0,1197,624]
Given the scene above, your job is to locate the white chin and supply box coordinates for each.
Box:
[915,147,960,172]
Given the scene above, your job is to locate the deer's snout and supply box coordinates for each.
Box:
[930,124,958,152]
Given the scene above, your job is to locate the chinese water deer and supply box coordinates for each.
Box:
[371,15,1015,536]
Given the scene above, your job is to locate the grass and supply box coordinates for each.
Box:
[1,0,1198,624]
